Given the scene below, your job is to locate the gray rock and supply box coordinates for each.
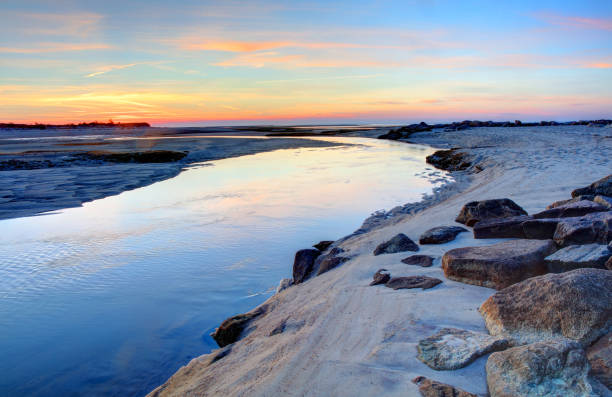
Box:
[417,327,509,370]
[442,239,557,290]
[486,339,594,397]
[276,278,293,293]
[479,269,612,346]
[532,200,607,219]
[401,255,434,267]
[456,198,528,226]
[572,174,612,197]
[385,276,442,290]
[595,195,612,209]
[587,331,612,389]
[314,247,349,276]
[373,233,419,255]
[546,195,595,209]
[419,226,468,244]
[292,249,321,284]
[369,269,391,286]
[554,211,612,246]
[412,376,478,397]
[211,306,266,347]
[544,243,611,272]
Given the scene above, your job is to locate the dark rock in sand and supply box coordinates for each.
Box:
[479,268,612,346]
[486,339,592,397]
[211,306,266,347]
[315,247,349,276]
[553,211,612,246]
[385,276,442,290]
[417,327,509,370]
[455,199,528,226]
[425,149,471,172]
[546,195,595,209]
[572,174,612,198]
[369,269,391,286]
[521,218,563,239]
[442,239,557,290]
[587,331,612,389]
[269,319,287,336]
[532,200,607,219]
[373,233,419,255]
[401,255,434,267]
[312,240,334,252]
[473,215,531,239]
[292,249,321,284]
[544,243,611,272]
[412,376,477,397]
[419,226,468,244]
[595,195,612,209]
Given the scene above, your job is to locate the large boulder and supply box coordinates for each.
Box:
[419,226,468,244]
[401,255,434,267]
[572,174,612,197]
[479,269,612,346]
[385,276,442,290]
[417,328,509,370]
[486,339,593,397]
[553,211,612,246]
[546,195,594,209]
[373,233,419,255]
[473,216,530,239]
[292,249,321,284]
[544,243,611,273]
[425,149,472,172]
[442,239,557,289]
[521,218,563,239]
[587,331,612,389]
[412,376,477,397]
[455,199,528,226]
[532,200,607,219]
[211,306,266,347]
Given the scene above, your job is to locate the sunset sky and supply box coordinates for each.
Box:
[1,0,611,126]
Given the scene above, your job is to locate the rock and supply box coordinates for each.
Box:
[572,174,612,197]
[385,276,442,290]
[425,149,472,172]
[544,243,611,272]
[292,249,321,284]
[269,319,287,336]
[479,268,612,346]
[607,256,612,270]
[276,278,293,293]
[554,211,612,246]
[419,226,468,244]
[486,339,593,397]
[313,240,334,251]
[401,255,434,267]
[412,376,478,397]
[595,195,612,209]
[417,328,509,370]
[532,200,607,219]
[587,331,612,389]
[442,239,557,289]
[369,269,391,286]
[521,218,563,239]
[211,306,266,347]
[315,247,349,276]
[81,150,187,163]
[455,199,528,226]
[377,130,403,140]
[546,195,595,209]
[473,215,531,239]
[373,233,419,255]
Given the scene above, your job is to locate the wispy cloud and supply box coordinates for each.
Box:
[0,43,111,54]
[535,13,612,31]
[1,11,104,38]
[181,39,399,52]
[214,52,392,68]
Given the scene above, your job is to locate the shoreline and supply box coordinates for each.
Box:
[149,125,611,396]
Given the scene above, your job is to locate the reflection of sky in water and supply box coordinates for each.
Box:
[0,137,451,397]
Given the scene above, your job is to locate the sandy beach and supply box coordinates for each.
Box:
[148,125,612,396]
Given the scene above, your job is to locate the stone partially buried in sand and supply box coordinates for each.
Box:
[412,376,477,397]
[418,226,468,244]
[369,269,391,286]
[553,211,612,246]
[385,276,442,290]
[442,239,557,290]
[486,339,593,397]
[211,306,266,347]
[401,255,434,267]
[417,327,509,370]
[455,198,528,226]
[544,243,611,273]
[479,268,612,346]
[373,233,419,255]
[572,173,612,198]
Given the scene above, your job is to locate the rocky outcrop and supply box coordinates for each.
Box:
[546,195,594,209]
[455,199,528,226]
[419,226,468,244]
[417,328,509,370]
[442,239,557,289]
[373,233,419,255]
[313,240,334,251]
[425,149,471,172]
[594,195,612,209]
[587,331,612,389]
[292,249,321,284]
[412,376,477,397]
[572,174,612,197]
[385,276,442,290]
[532,200,607,219]
[544,243,611,272]
[369,269,391,286]
[553,211,612,246]
[479,269,612,346]
[486,339,593,397]
[401,255,434,267]
[211,306,266,347]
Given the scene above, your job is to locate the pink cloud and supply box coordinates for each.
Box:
[536,13,612,31]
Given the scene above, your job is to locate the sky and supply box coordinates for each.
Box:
[0,0,611,126]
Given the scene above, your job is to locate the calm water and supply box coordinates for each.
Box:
[0,137,450,397]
